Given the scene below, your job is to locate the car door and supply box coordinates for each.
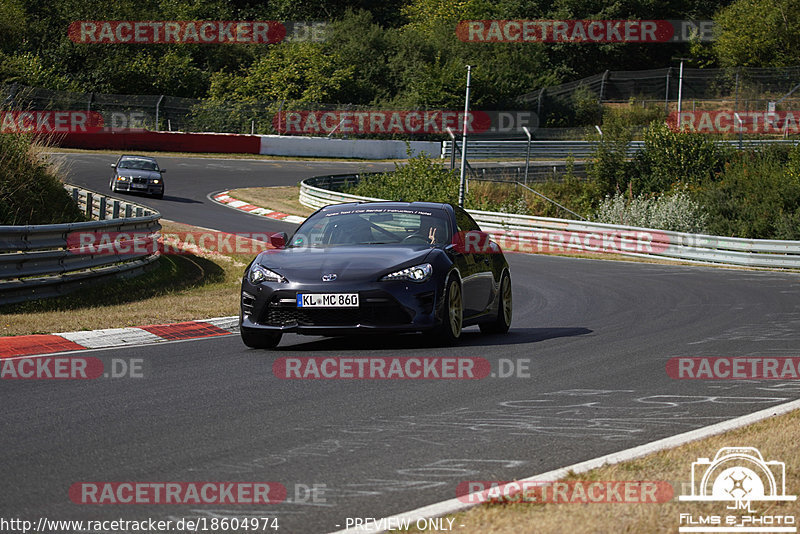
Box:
[453,207,494,316]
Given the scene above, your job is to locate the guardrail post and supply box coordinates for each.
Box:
[125,204,132,218]
[136,207,143,217]
[112,200,120,219]
[85,193,93,218]
[72,188,79,204]
[99,197,107,220]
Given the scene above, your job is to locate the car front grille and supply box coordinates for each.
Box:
[132,177,148,184]
[261,291,413,327]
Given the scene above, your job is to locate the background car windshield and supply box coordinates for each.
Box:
[119,159,158,171]
[291,207,451,247]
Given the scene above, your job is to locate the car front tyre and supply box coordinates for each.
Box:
[480,271,512,334]
[240,312,282,349]
[429,275,463,345]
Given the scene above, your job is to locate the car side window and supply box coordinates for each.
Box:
[454,207,480,233]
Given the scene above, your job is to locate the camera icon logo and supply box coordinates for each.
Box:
[680,447,796,503]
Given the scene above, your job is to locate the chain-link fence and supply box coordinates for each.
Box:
[0,84,448,138]
[518,65,800,127]
[5,65,800,137]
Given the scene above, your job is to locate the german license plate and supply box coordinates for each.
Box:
[297,293,359,308]
[131,183,147,189]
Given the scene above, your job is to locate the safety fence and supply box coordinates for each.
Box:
[441,138,800,159]
[299,174,800,270]
[0,187,161,305]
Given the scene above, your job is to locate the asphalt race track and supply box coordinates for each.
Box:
[1,154,799,533]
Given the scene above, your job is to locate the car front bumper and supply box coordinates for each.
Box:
[240,279,442,335]
[114,180,163,196]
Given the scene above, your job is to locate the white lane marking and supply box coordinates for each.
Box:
[326,397,800,534]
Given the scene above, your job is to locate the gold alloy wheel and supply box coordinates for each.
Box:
[501,274,512,326]
[448,279,463,337]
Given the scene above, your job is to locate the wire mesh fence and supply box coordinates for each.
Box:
[4,64,800,137]
[518,65,800,126]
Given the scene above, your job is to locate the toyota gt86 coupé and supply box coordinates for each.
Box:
[239,201,512,348]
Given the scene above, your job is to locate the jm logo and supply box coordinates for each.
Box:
[680,447,796,507]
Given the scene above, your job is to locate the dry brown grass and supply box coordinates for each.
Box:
[227,186,315,217]
[415,409,800,533]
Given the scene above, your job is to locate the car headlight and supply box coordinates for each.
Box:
[152,179,160,184]
[248,264,287,284]
[380,263,432,282]
[116,176,129,181]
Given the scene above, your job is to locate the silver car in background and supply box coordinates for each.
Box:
[109,155,165,199]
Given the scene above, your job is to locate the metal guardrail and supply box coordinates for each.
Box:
[0,186,161,305]
[441,139,800,159]
[298,174,800,270]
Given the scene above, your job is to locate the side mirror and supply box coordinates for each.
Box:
[270,232,288,249]
[159,169,166,173]
[109,163,116,168]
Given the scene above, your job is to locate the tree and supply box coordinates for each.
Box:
[713,0,800,67]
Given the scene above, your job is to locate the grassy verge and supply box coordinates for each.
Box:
[227,186,316,217]
[416,408,800,533]
[0,220,253,336]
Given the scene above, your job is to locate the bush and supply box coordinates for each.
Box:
[0,134,85,225]
[631,121,728,194]
[344,148,466,205]
[593,190,709,233]
[700,147,800,239]
[587,108,636,196]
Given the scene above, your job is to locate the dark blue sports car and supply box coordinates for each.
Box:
[239,201,512,348]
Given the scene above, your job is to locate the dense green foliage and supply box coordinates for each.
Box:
[700,147,800,239]
[631,122,728,194]
[1,0,735,110]
[713,0,800,67]
[0,134,86,225]
[588,116,800,239]
[345,148,467,205]
[346,132,800,239]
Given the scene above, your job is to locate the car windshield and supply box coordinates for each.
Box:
[289,206,451,247]
[118,159,158,171]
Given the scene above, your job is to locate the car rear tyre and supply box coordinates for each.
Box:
[240,327,282,349]
[428,276,463,345]
[480,271,512,335]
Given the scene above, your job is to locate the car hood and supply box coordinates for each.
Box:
[116,169,161,179]
[255,245,434,283]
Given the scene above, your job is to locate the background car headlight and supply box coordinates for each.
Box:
[248,264,287,284]
[380,263,432,282]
